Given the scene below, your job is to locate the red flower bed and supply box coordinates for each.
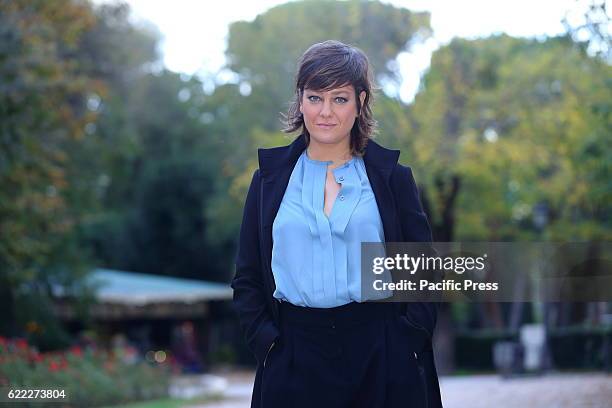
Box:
[0,336,171,406]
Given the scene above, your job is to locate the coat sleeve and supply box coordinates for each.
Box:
[392,164,444,408]
[392,164,432,242]
[231,169,279,365]
[391,164,440,340]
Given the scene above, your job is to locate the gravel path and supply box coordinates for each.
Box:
[189,370,612,408]
[439,373,611,408]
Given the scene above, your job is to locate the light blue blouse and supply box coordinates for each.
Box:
[271,149,393,308]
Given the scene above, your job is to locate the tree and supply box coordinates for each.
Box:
[406,34,611,243]
[0,0,101,346]
[562,0,610,62]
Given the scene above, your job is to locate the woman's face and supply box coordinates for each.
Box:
[300,84,366,147]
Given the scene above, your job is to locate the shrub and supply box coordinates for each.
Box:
[0,336,171,407]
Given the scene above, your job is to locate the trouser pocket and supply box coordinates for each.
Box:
[260,326,295,407]
[389,315,429,407]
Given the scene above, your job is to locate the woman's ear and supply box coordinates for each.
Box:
[357,91,366,117]
[359,90,366,108]
[299,90,304,114]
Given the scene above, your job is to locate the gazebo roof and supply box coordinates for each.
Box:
[88,268,233,306]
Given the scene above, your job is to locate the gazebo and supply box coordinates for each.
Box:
[54,268,235,371]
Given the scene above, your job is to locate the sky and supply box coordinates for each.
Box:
[93,0,596,103]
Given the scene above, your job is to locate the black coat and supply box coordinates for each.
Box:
[232,133,442,407]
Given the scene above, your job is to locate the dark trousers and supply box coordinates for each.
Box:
[252,300,430,408]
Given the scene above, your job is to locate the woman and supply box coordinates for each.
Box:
[232,40,442,408]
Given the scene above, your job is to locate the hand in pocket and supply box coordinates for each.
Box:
[263,340,276,368]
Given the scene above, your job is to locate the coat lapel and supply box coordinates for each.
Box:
[362,145,402,244]
[257,133,402,305]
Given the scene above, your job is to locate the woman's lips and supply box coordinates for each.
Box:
[316,123,336,129]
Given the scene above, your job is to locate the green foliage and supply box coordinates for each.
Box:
[405,34,612,240]
[227,0,431,92]
[454,329,517,370]
[0,0,102,338]
[208,344,237,365]
[0,337,170,407]
[81,67,233,280]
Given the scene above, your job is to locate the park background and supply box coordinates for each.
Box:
[0,0,610,406]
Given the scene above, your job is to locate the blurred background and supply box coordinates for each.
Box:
[0,0,610,406]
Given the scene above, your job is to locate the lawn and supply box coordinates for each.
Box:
[104,395,222,408]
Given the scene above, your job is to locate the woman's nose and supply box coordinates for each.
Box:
[319,100,333,117]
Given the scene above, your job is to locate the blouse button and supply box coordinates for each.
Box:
[339,176,344,182]
[339,195,345,201]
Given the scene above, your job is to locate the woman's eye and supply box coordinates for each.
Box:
[307,96,348,103]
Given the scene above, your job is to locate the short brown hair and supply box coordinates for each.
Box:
[282,40,378,156]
